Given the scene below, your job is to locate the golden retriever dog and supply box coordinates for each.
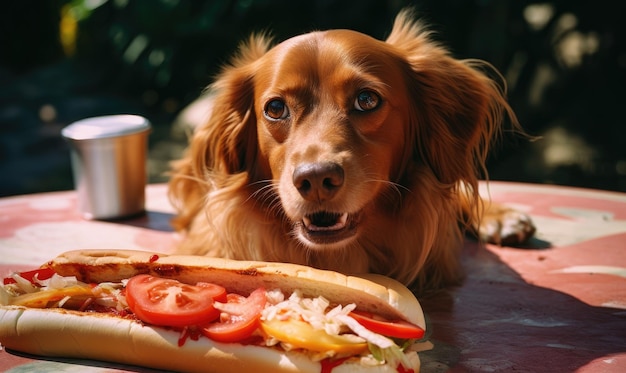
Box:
[168,9,535,291]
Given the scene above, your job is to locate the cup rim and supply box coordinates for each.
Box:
[61,115,151,140]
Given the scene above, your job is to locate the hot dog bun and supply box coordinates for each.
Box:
[0,249,424,372]
[46,249,425,328]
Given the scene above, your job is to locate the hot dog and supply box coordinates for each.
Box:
[0,249,426,373]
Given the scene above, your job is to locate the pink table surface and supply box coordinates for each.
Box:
[1,182,625,372]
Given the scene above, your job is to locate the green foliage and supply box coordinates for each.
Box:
[1,0,626,194]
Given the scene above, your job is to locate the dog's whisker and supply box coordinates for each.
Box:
[247,181,274,200]
[267,198,286,221]
[247,181,276,202]
[361,176,409,199]
[247,180,287,222]
[247,179,273,188]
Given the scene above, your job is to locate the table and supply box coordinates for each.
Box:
[1,182,625,372]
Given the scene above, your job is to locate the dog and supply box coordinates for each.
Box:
[168,9,535,291]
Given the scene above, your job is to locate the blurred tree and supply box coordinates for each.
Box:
[0,0,66,73]
[1,0,625,195]
[68,0,415,111]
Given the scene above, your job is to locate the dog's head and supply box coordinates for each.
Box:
[182,9,514,252]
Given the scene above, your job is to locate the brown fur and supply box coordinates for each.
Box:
[168,9,534,292]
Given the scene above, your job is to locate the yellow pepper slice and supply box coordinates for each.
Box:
[260,318,368,355]
[10,285,94,308]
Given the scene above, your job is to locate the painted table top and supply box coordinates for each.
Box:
[1,182,625,372]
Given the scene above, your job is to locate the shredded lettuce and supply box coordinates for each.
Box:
[10,273,38,293]
[0,286,11,306]
[261,289,416,365]
[261,290,357,337]
[366,341,415,370]
[335,314,394,349]
[2,272,124,310]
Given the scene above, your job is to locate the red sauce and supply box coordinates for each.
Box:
[177,326,201,347]
[238,335,265,346]
[320,357,349,373]
[84,304,137,320]
[178,327,191,347]
[149,254,160,263]
[397,363,415,373]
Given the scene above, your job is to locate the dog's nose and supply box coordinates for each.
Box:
[293,162,344,202]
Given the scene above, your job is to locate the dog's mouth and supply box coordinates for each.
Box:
[297,211,359,246]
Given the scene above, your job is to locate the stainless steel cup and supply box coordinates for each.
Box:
[61,115,151,220]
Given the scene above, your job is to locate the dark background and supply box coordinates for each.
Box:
[1,0,625,197]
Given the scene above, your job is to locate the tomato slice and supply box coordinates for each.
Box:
[260,318,368,355]
[3,268,56,285]
[349,311,425,339]
[125,275,226,327]
[201,287,267,343]
[195,282,229,303]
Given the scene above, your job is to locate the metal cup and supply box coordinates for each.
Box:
[61,115,151,220]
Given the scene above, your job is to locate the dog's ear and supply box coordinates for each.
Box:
[168,35,272,230]
[387,9,516,186]
[189,34,273,178]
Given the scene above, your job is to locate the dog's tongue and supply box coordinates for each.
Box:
[303,212,348,231]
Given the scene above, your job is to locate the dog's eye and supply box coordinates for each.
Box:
[264,99,289,120]
[354,90,381,112]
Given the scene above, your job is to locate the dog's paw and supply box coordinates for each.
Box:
[479,208,536,246]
